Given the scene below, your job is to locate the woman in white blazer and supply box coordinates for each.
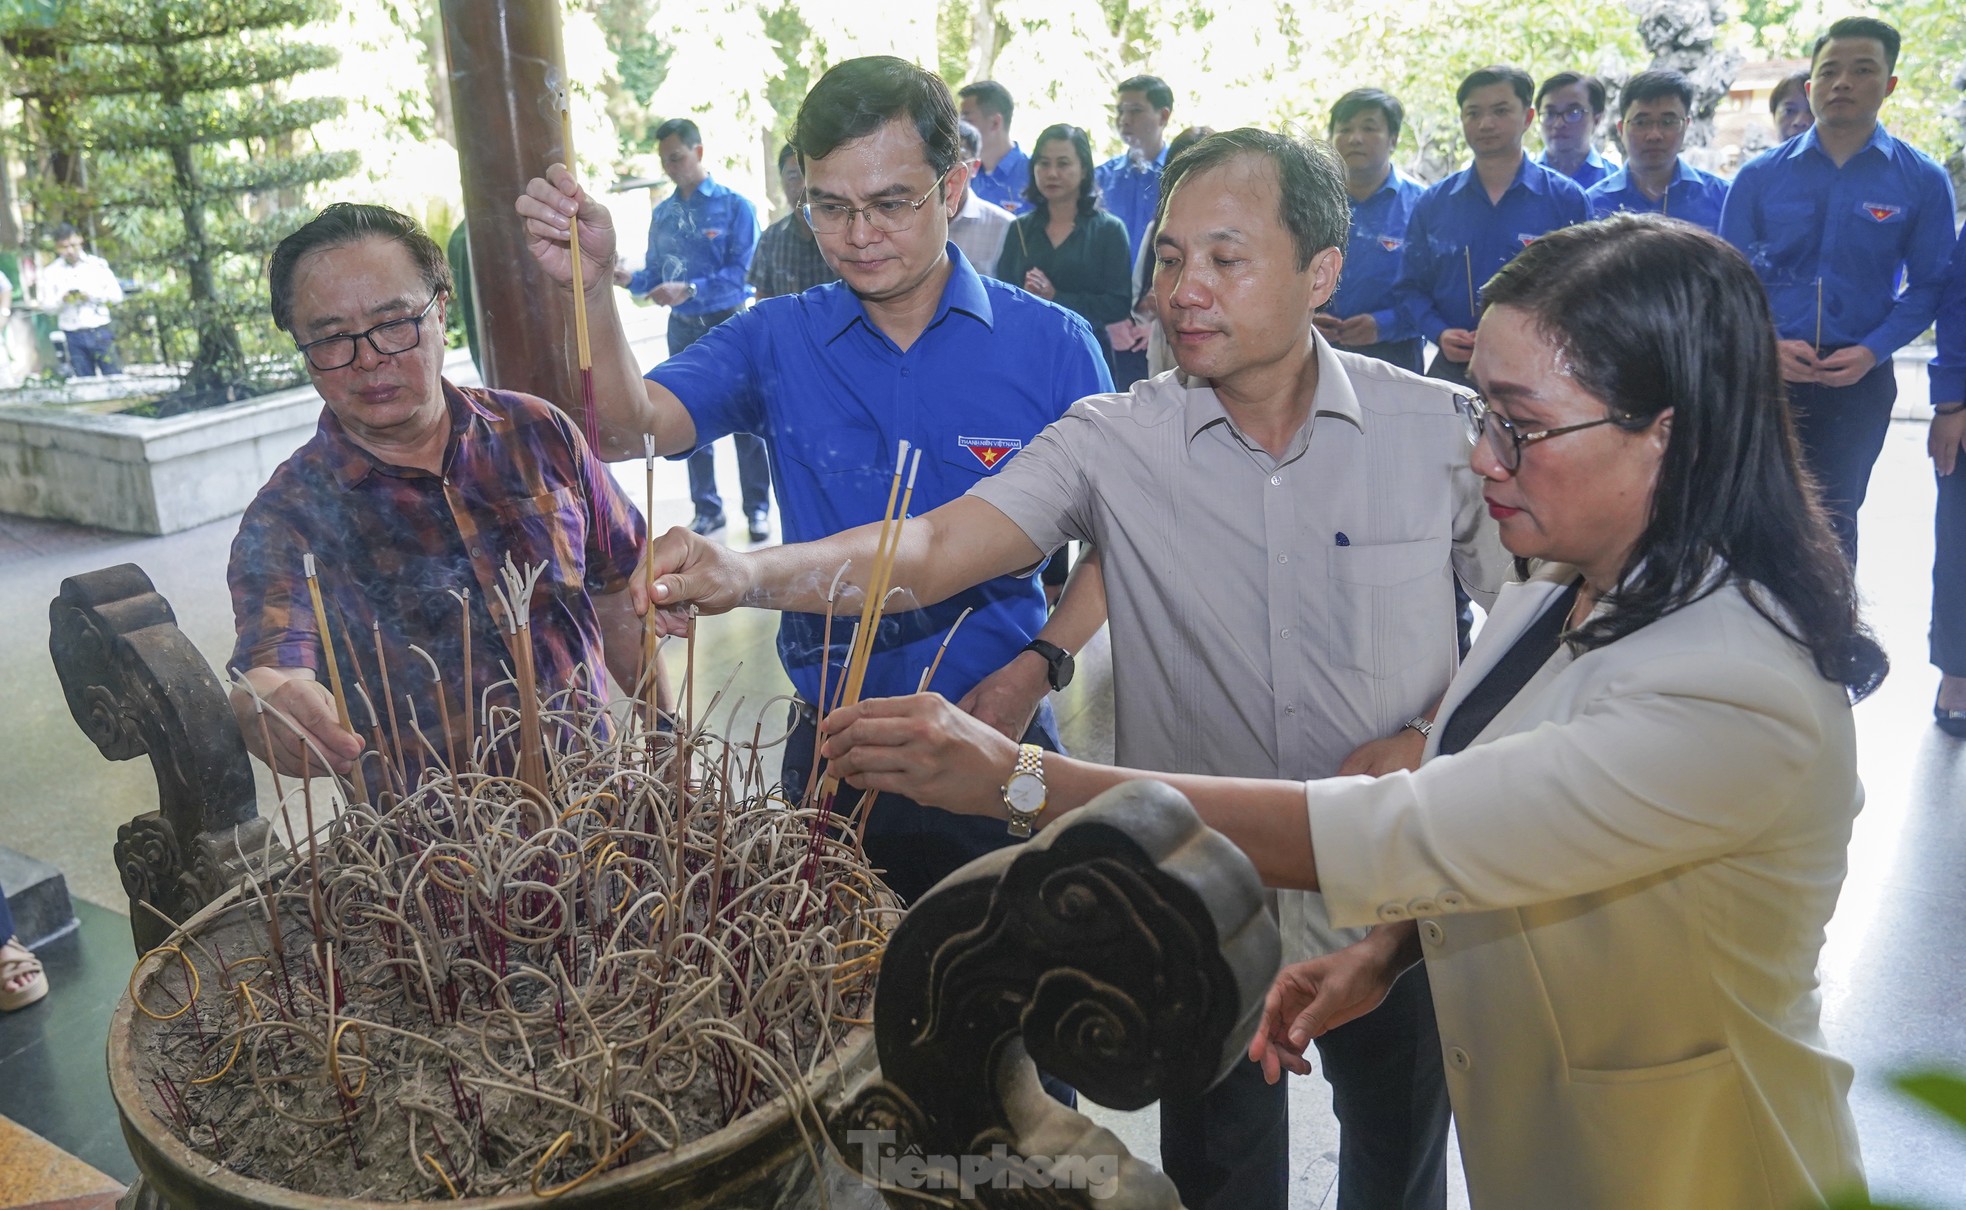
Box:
[821,213,1885,1208]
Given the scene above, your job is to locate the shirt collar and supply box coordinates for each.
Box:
[1787,122,1893,163]
[1449,153,1537,197]
[318,377,486,490]
[814,245,996,344]
[1178,329,1365,451]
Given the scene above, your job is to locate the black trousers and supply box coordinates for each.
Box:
[669,308,770,521]
[1422,350,1472,389]
[1159,957,1450,1210]
[1935,456,1966,677]
[1336,336,1425,375]
[1786,354,1898,566]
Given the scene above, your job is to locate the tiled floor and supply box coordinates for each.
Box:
[1,356,1963,1206]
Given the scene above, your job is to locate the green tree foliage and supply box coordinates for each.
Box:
[0,0,357,408]
[1873,0,1966,185]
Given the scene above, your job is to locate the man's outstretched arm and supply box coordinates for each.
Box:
[517,164,698,462]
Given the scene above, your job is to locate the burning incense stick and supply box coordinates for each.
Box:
[494,557,552,803]
[642,434,661,736]
[1814,276,1824,356]
[1464,246,1476,327]
[449,589,474,762]
[917,606,975,693]
[842,448,921,709]
[557,89,601,457]
[303,553,368,805]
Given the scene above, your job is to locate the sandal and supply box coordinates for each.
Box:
[0,935,48,1012]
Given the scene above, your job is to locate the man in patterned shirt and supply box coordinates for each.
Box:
[748,143,838,300]
[227,203,654,787]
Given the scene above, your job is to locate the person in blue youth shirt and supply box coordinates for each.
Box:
[625,119,771,541]
[1770,70,1815,143]
[1097,74,1175,388]
[521,56,1113,906]
[1394,64,1591,387]
[956,79,1030,216]
[1927,227,1966,737]
[1720,15,1956,564]
[1586,70,1730,232]
[1317,87,1426,372]
[1534,72,1612,188]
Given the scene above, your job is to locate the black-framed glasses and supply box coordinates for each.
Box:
[295,292,441,372]
[1456,392,1619,472]
[800,171,950,235]
[1542,104,1592,126]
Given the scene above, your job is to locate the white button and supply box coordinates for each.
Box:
[471,547,483,558]
[1440,892,1467,911]
[1377,903,1409,922]
[1408,897,1438,916]
[1278,554,1288,564]
[1271,475,1282,486]
[1284,705,1297,715]
[1421,920,1445,946]
[1279,628,1292,639]
[1449,1047,1472,1071]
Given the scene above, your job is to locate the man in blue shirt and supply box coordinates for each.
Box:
[1929,226,1966,736]
[1533,71,1613,188]
[1317,87,1426,372]
[521,55,1112,905]
[1586,70,1730,231]
[626,118,771,542]
[1097,74,1175,388]
[1720,15,1956,563]
[1394,64,1591,387]
[956,80,1029,216]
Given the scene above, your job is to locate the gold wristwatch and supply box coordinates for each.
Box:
[1001,743,1048,838]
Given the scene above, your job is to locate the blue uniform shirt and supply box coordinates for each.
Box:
[971,144,1031,216]
[1394,155,1592,345]
[649,247,1112,705]
[628,175,758,315]
[1586,159,1731,232]
[1327,166,1425,340]
[1720,124,1956,361]
[1536,146,1613,190]
[1931,226,1966,408]
[1095,146,1169,264]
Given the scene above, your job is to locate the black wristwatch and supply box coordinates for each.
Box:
[1022,639,1075,691]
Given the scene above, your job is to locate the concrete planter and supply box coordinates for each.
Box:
[0,381,324,535]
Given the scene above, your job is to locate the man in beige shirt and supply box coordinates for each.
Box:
[639,128,1506,1210]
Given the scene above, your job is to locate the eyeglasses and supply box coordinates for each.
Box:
[1542,104,1592,126]
[295,292,441,372]
[1456,393,1620,472]
[1625,115,1686,133]
[800,172,950,235]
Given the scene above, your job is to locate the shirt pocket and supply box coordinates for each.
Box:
[1326,536,1449,678]
[487,486,588,606]
[1755,198,1820,279]
[774,427,889,514]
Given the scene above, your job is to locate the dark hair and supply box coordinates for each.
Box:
[1479,213,1886,699]
[1535,71,1607,115]
[1814,16,1900,74]
[1117,74,1175,113]
[1769,70,1811,113]
[1156,127,1346,272]
[1329,88,1405,143]
[957,119,982,159]
[653,118,702,148]
[775,142,799,171]
[1166,125,1216,163]
[1619,69,1693,117]
[956,79,1014,125]
[797,56,961,178]
[268,203,452,334]
[1458,65,1534,109]
[51,222,80,243]
[1021,124,1101,219]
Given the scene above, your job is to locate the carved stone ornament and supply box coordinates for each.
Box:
[50,563,284,953]
[834,779,1282,1208]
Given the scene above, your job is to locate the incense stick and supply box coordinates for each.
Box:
[303,553,369,805]
[1464,246,1476,328]
[642,434,661,736]
[557,88,601,462]
[843,449,922,709]
[838,441,910,709]
[917,606,975,693]
[1814,276,1824,356]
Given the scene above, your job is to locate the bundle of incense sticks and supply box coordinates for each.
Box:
[493,555,552,803]
[302,553,369,805]
[642,434,661,736]
[558,88,601,458]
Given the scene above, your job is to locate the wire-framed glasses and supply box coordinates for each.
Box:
[295,292,441,372]
[1456,392,1618,472]
[799,172,950,235]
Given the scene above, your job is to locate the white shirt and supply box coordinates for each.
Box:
[949,189,1015,282]
[969,337,1509,956]
[38,252,123,331]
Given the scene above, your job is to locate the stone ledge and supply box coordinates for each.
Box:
[0,846,77,951]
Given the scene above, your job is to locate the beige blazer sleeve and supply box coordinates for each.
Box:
[1307,645,1827,931]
